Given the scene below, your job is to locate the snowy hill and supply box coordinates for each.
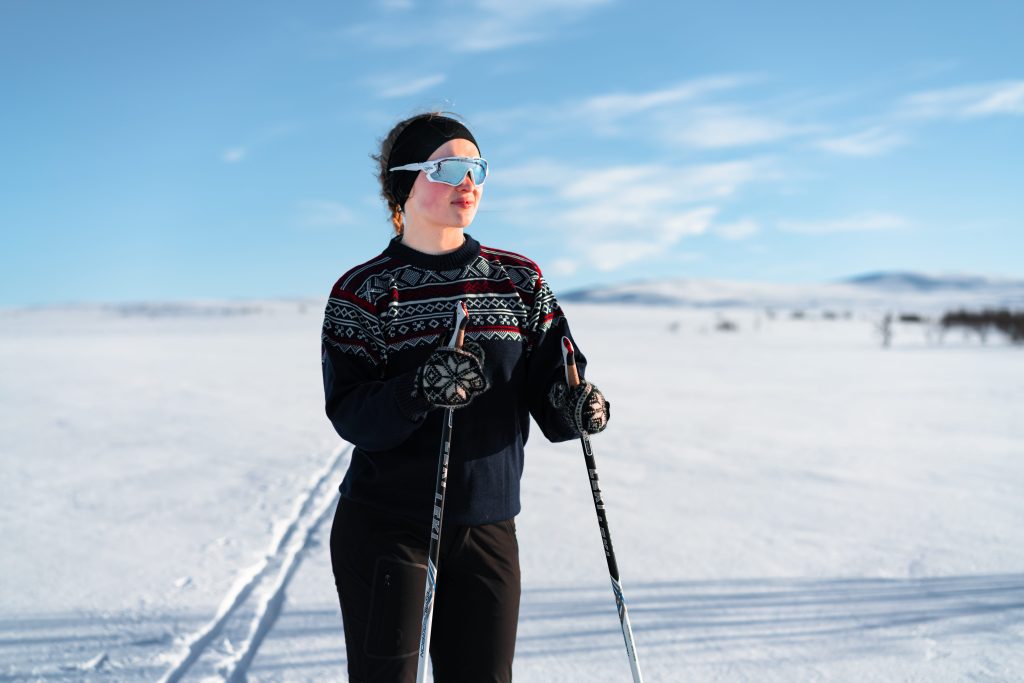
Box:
[560,271,1024,313]
[1,298,316,319]
[1,290,1023,681]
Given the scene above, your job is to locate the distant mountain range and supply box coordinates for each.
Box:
[560,271,1024,312]
[4,272,1022,319]
[842,271,1023,291]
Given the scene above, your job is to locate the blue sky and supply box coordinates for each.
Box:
[2,0,1022,307]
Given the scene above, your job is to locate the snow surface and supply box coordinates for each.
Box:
[1,290,1023,681]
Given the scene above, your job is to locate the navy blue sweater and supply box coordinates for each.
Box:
[320,232,588,526]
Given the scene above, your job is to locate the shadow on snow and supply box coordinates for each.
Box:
[2,573,1021,679]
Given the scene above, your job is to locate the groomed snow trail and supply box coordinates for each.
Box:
[155,443,352,682]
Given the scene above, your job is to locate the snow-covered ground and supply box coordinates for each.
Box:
[1,292,1023,681]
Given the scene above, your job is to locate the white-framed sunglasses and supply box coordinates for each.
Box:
[389,156,489,187]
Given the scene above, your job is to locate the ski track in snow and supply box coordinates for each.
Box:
[155,443,352,683]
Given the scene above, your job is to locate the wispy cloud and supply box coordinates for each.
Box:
[815,125,907,157]
[219,122,300,164]
[455,0,616,51]
[578,77,747,117]
[777,212,909,235]
[363,73,446,98]
[476,76,1020,162]
[490,156,777,269]
[553,159,776,209]
[295,200,355,228]
[896,80,1024,119]
[548,258,579,276]
[659,105,817,149]
[339,0,614,53]
[902,58,961,81]
[814,80,1024,159]
[713,218,760,241]
[474,74,825,153]
[221,147,246,164]
[584,240,665,271]
[471,74,761,138]
[573,75,757,134]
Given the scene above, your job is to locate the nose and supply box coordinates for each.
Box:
[455,171,475,189]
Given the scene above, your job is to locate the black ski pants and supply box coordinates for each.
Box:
[330,496,521,682]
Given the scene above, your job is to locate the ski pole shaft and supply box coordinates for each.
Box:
[416,301,469,683]
[562,336,644,683]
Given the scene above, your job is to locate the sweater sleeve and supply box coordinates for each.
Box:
[525,270,589,443]
[321,288,434,451]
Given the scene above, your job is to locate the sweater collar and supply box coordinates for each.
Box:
[384,232,480,270]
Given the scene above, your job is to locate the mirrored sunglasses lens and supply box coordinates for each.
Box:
[431,160,487,185]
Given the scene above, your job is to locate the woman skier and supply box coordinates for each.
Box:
[321,110,611,682]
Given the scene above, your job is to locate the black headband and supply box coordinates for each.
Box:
[387,115,480,210]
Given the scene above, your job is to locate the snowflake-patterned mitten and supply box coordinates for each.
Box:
[416,341,489,409]
[548,379,611,436]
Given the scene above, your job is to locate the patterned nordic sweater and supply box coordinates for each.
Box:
[321,232,588,526]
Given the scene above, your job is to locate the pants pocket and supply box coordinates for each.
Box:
[503,517,519,552]
[364,556,427,659]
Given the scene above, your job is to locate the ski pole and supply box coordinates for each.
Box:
[416,300,470,683]
[562,336,644,683]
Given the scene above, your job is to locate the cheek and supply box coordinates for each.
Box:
[414,181,449,208]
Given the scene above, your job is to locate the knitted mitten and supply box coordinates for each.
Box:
[416,341,489,409]
[548,379,611,436]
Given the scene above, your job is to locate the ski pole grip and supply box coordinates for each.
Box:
[561,336,581,387]
[448,301,469,349]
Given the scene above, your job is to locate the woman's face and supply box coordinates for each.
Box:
[404,137,483,231]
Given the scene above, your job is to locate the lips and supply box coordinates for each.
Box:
[452,200,474,208]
